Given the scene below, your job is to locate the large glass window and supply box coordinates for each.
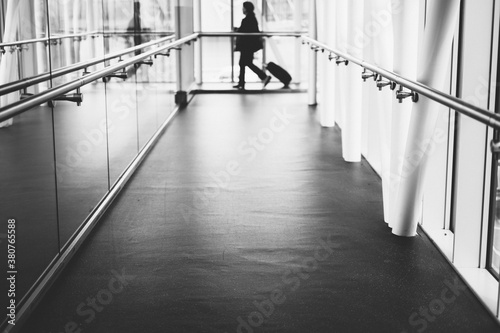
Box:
[487,31,500,280]
[488,162,500,278]
[200,0,308,84]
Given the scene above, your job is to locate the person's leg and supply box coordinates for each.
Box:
[247,59,267,80]
[237,52,252,88]
[245,52,271,86]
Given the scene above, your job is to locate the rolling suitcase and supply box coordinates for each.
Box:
[266,62,292,87]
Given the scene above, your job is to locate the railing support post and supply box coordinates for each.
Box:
[175,0,194,106]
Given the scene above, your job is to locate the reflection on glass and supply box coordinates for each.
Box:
[136,64,158,149]
[105,75,139,185]
[0,0,181,318]
[48,0,109,246]
[104,0,137,186]
[48,0,105,83]
[0,0,59,310]
[153,46,177,126]
[0,106,59,312]
[132,1,161,149]
[53,83,109,246]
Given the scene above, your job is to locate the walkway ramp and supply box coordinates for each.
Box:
[20,93,500,333]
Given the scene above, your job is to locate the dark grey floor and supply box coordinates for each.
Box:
[19,93,500,333]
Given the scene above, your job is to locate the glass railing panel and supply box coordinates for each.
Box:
[47,0,110,247]
[0,0,59,312]
[48,0,105,83]
[154,44,177,126]
[105,69,139,187]
[52,82,109,246]
[47,0,95,72]
[0,105,59,311]
[136,60,158,150]
[103,1,138,187]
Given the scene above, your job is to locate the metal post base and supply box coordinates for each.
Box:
[175,91,188,106]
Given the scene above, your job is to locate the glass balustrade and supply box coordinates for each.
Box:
[0,0,180,316]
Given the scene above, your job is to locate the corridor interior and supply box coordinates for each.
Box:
[19,93,500,333]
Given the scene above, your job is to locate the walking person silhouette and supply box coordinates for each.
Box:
[233,1,271,90]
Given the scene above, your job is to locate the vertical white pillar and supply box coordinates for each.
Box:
[319,0,335,127]
[72,0,81,64]
[389,0,419,228]
[193,0,202,85]
[308,0,317,105]
[343,0,364,162]
[63,0,72,66]
[175,0,182,93]
[361,0,379,171]
[34,0,48,92]
[392,0,460,237]
[294,0,302,84]
[334,0,348,129]
[365,0,394,223]
[175,0,194,105]
[86,0,96,60]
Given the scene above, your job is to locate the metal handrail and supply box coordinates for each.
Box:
[0,34,175,96]
[0,31,175,49]
[199,32,302,37]
[102,31,175,36]
[0,32,290,96]
[302,36,500,130]
[0,33,198,123]
[0,31,99,48]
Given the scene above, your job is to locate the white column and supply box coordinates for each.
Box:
[319,0,335,127]
[294,0,302,84]
[392,0,460,237]
[365,0,394,223]
[343,0,364,162]
[86,0,96,60]
[34,0,48,92]
[360,0,377,171]
[308,0,317,105]
[334,0,348,129]
[175,0,194,104]
[193,0,202,85]
[63,0,72,66]
[72,0,81,64]
[389,0,419,228]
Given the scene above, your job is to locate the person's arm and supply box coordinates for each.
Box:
[238,17,251,33]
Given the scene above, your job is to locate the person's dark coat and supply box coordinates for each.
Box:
[234,12,263,53]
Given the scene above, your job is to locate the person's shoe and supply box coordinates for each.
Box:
[233,84,245,90]
[263,75,271,87]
